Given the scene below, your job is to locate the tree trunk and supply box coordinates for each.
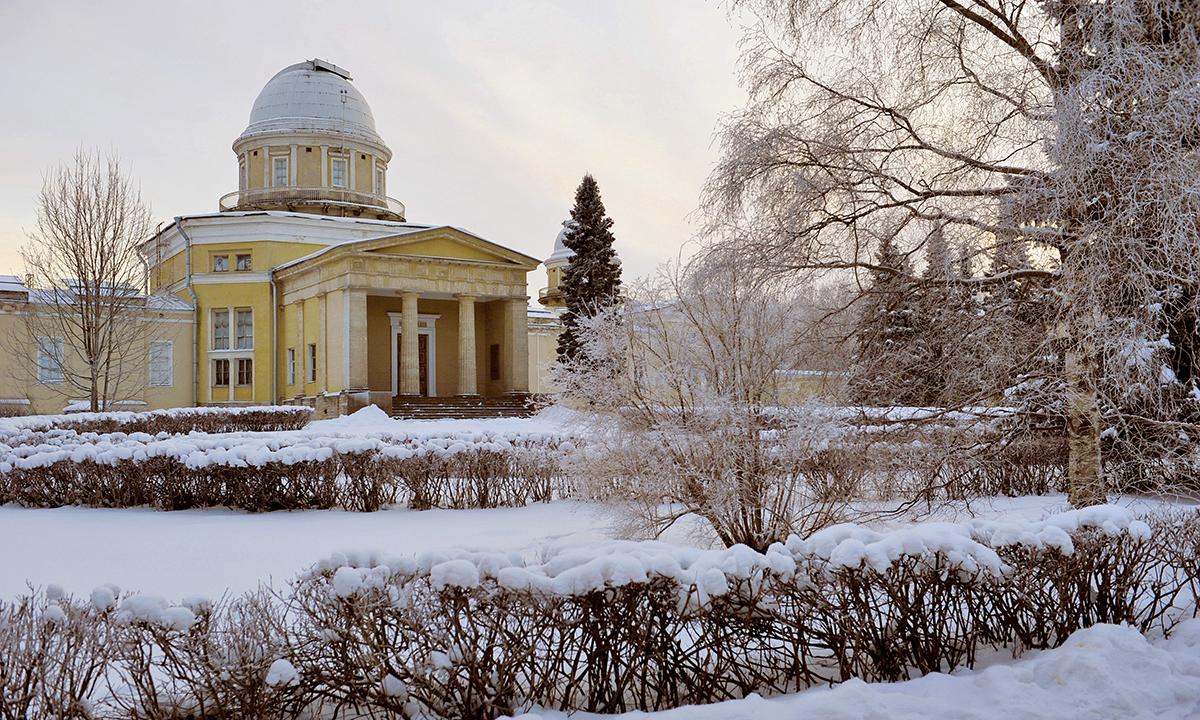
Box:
[1065,321,1104,506]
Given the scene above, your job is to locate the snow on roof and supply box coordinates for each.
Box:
[147,294,194,311]
[140,211,440,250]
[0,276,191,311]
[0,274,27,294]
[527,306,562,320]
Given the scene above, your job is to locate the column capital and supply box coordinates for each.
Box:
[454,293,477,301]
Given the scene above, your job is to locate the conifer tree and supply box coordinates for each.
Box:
[914,223,953,403]
[557,174,622,363]
[848,235,926,405]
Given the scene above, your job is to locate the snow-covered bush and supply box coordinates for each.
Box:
[0,430,570,512]
[105,590,304,719]
[3,508,1198,718]
[0,405,313,440]
[283,507,1200,716]
[0,589,115,720]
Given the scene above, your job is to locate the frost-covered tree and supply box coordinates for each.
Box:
[556,251,849,550]
[704,0,1200,504]
[557,174,622,364]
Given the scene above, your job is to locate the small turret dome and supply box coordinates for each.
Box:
[546,220,576,268]
[236,59,387,155]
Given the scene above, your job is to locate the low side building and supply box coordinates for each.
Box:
[0,275,194,415]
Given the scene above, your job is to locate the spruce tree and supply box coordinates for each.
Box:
[848,236,927,405]
[915,223,953,403]
[557,174,622,364]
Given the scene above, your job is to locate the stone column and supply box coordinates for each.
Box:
[400,291,420,395]
[508,297,529,393]
[457,295,478,396]
[345,289,368,391]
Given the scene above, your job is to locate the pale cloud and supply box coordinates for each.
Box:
[0,0,744,294]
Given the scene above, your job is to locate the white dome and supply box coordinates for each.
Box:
[237,59,386,150]
[546,220,576,267]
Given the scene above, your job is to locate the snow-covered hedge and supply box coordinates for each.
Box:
[5,508,1198,718]
[0,405,313,439]
[0,430,570,511]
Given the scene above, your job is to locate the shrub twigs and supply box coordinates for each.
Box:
[4,509,1198,718]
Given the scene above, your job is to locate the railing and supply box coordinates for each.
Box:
[218,187,406,218]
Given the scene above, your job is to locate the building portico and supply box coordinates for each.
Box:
[272,227,538,416]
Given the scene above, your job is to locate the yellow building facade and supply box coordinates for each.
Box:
[141,59,563,417]
[0,276,194,415]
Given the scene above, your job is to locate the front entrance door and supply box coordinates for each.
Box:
[395,332,433,397]
[389,311,439,397]
[418,334,429,396]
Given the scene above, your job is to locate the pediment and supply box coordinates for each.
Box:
[360,228,539,269]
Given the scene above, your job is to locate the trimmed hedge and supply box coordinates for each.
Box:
[0,433,570,512]
[0,405,313,439]
[3,509,1198,719]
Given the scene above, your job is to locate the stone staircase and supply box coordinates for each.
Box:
[390,394,538,420]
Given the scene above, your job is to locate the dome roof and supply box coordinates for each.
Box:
[546,220,576,266]
[236,59,387,151]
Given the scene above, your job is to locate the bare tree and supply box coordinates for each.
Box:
[704,0,1200,505]
[556,252,860,550]
[14,149,158,412]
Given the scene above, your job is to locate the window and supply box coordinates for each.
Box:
[489,344,501,381]
[149,341,173,387]
[37,337,64,384]
[235,309,253,350]
[375,166,385,194]
[213,358,230,386]
[307,343,317,383]
[212,255,229,272]
[211,309,230,350]
[331,157,347,188]
[286,348,296,385]
[273,156,289,187]
[235,254,252,271]
[237,358,253,386]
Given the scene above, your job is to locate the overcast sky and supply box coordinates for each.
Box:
[0,1,745,296]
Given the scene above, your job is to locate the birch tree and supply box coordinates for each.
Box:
[14,149,158,412]
[704,0,1200,505]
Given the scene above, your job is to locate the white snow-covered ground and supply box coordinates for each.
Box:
[1,491,1186,601]
[510,622,1200,720]
[0,501,613,599]
[303,403,587,438]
